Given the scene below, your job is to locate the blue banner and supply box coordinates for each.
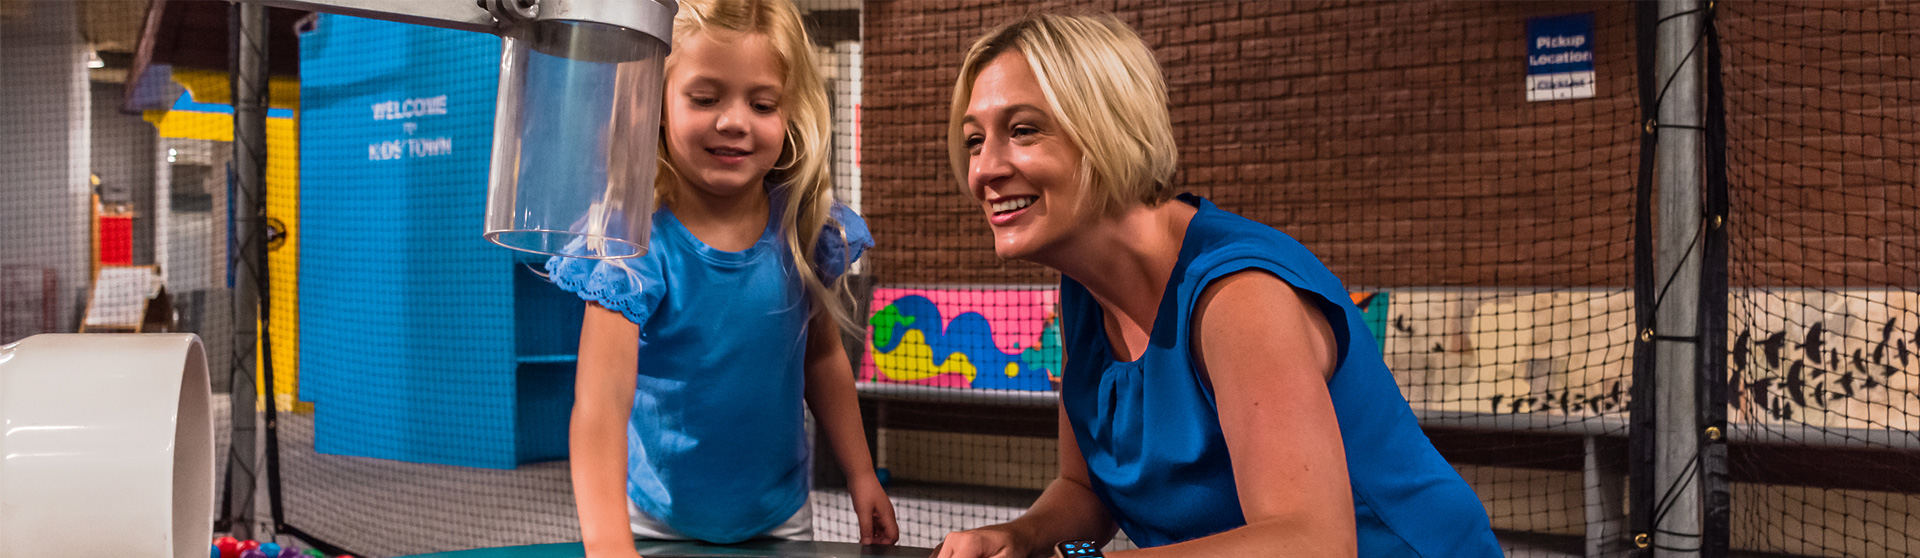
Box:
[299,14,536,468]
[1526,13,1596,101]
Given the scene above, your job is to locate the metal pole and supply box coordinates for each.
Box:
[225,0,270,540]
[1653,0,1704,556]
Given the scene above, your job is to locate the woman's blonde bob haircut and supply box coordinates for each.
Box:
[949,13,1178,214]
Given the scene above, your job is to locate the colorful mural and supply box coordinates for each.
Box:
[855,284,1917,428]
[863,288,1060,391]
[860,288,1389,392]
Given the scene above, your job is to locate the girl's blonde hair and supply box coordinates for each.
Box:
[660,0,857,331]
[948,12,1178,215]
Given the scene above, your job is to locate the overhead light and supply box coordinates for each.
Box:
[86,49,104,69]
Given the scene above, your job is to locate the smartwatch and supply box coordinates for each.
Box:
[1054,540,1105,558]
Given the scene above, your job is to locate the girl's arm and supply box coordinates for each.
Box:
[934,404,1119,558]
[1110,270,1355,558]
[572,302,644,558]
[802,311,899,545]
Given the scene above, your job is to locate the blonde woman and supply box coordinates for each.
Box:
[935,13,1502,558]
[546,0,896,556]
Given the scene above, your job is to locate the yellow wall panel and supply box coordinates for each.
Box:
[261,115,305,413]
[147,87,306,413]
[171,68,300,109]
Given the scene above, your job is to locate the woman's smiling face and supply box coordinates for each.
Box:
[961,51,1095,263]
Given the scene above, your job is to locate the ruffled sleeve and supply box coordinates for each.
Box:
[544,238,666,327]
[813,202,874,282]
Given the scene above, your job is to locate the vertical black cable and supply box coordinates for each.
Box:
[1628,1,1663,555]
[235,2,289,534]
[1696,4,1731,557]
[223,1,260,540]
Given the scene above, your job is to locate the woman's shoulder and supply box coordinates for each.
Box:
[1179,196,1327,284]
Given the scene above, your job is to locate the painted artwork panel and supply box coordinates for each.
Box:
[863,287,1060,391]
[859,285,1919,432]
[860,288,1388,392]
[1727,289,1920,431]
[1383,289,1637,417]
[1381,288,1920,430]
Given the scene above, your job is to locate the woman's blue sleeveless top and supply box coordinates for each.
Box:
[1058,194,1503,556]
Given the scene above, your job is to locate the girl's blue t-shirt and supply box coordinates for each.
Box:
[1058,194,1503,556]
[545,192,871,544]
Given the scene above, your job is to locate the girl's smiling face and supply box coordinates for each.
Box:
[663,29,788,200]
[961,51,1094,263]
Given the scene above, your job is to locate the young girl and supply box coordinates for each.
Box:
[544,1,897,556]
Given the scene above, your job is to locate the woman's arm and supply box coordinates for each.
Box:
[936,386,1118,558]
[572,302,644,558]
[802,312,900,545]
[1112,269,1355,558]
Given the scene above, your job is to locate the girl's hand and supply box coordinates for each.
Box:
[932,524,1032,558]
[849,475,899,545]
[583,545,644,558]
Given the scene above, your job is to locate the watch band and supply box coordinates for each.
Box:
[1055,540,1105,558]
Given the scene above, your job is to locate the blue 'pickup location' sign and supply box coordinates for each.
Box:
[1526,13,1596,101]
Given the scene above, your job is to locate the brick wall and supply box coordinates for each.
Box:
[862,0,1643,287]
[1721,1,1919,288]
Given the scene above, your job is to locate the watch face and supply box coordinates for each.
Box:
[1058,541,1101,557]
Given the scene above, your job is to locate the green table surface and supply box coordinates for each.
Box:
[400,540,936,558]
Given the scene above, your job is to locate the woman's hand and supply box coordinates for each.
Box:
[932,406,1113,558]
[849,474,900,545]
[933,523,1034,558]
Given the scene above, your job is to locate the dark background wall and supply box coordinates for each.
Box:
[861,1,1643,288]
[1720,1,1919,287]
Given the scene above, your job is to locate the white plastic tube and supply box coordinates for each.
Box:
[0,334,215,558]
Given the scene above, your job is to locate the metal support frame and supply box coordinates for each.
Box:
[244,0,676,44]
[221,0,269,542]
[1651,0,1706,556]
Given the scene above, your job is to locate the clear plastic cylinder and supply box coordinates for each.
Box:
[485,20,667,259]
